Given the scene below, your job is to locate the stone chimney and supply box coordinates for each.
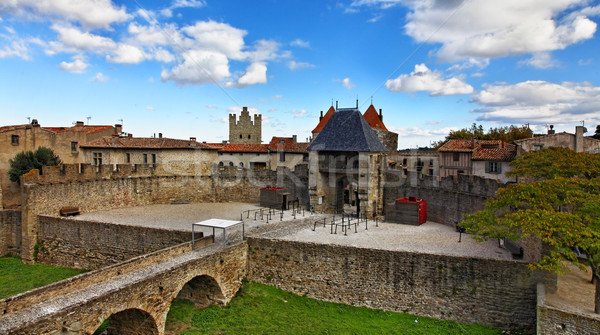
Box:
[112,133,119,145]
[115,124,122,134]
[548,125,555,135]
[575,126,585,153]
[292,135,297,143]
[379,109,383,122]
[158,133,163,143]
[190,137,196,142]
[75,121,84,126]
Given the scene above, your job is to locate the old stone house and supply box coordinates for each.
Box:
[79,134,219,175]
[514,125,600,154]
[391,148,440,178]
[215,136,308,170]
[308,107,388,216]
[0,120,120,208]
[438,139,517,183]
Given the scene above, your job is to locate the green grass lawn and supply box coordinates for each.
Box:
[0,255,86,299]
[166,281,503,335]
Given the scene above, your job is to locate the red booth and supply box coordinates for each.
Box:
[395,196,427,225]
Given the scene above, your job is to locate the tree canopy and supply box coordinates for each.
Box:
[433,123,533,148]
[8,147,61,184]
[460,147,600,313]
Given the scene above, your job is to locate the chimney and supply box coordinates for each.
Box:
[115,124,122,134]
[292,135,297,143]
[319,110,323,121]
[379,108,383,122]
[158,133,163,143]
[31,119,39,127]
[75,121,84,126]
[112,133,119,145]
[548,125,555,135]
[575,126,584,153]
[128,133,132,138]
[336,100,338,110]
[356,99,358,108]
[190,137,196,142]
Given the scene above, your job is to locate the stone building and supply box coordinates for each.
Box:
[80,134,219,175]
[438,139,517,183]
[391,148,440,178]
[215,136,308,170]
[0,120,120,208]
[229,107,261,144]
[514,125,600,154]
[307,107,388,216]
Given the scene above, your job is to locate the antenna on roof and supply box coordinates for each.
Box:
[26,117,31,123]
[356,97,358,108]
[86,116,91,125]
[118,118,123,125]
[370,96,373,105]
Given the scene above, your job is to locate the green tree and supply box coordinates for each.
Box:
[460,148,600,313]
[433,123,533,148]
[593,125,600,140]
[8,147,61,184]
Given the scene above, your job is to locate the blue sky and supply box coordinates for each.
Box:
[1,0,599,148]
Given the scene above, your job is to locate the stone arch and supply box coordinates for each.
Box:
[91,308,159,335]
[172,274,226,308]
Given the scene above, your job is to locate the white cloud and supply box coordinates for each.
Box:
[0,38,30,59]
[145,106,155,111]
[288,60,316,71]
[161,0,206,17]
[286,109,308,118]
[578,58,593,65]
[51,25,116,52]
[518,52,559,69]
[205,104,218,109]
[57,57,89,73]
[161,49,230,86]
[386,63,473,96]
[402,0,597,62]
[247,39,288,62]
[470,80,600,126]
[106,43,146,64]
[235,62,267,87]
[272,95,283,100]
[0,0,131,29]
[338,77,355,89]
[91,72,108,82]
[290,38,310,48]
[182,20,247,60]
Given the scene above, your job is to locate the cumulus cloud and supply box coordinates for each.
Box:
[160,0,206,17]
[288,60,316,71]
[57,57,89,73]
[234,62,268,87]
[181,21,247,60]
[338,77,355,89]
[402,0,597,62]
[290,38,310,48]
[91,72,108,82]
[386,64,473,96]
[286,109,308,118]
[470,80,600,126]
[518,52,559,69]
[161,49,230,86]
[0,38,31,59]
[0,0,131,29]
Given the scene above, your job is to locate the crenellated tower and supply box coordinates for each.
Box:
[229,106,262,144]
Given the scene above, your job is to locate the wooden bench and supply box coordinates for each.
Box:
[59,207,80,217]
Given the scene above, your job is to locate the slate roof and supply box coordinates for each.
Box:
[363,104,388,131]
[439,139,516,161]
[268,137,309,153]
[311,106,335,133]
[307,109,388,152]
[80,137,217,150]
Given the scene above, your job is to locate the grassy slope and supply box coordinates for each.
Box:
[166,281,502,335]
[0,255,86,299]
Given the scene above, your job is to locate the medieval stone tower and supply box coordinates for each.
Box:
[229,106,262,144]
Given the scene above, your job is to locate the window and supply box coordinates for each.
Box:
[126,153,130,163]
[219,161,224,167]
[453,152,460,162]
[239,162,244,167]
[143,154,148,164]
[486,161,501,174]
[151,154,156,164]
[429,159,434,166]
[303,153,309,162]
[239,134,242,139]
[93,152,102,166]
[279,151,286,162]
[248,134,251,139]
[229,162,234,166]
[429,169,434,175]
[402,158,407,165]
[71,142,78,152]
[11,135,19,145]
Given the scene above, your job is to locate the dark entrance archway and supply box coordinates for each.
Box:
[94,308,158,335]
[174,275,226,308]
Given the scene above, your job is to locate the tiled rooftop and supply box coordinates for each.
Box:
[363,104,388,131]
[80,137,217,150]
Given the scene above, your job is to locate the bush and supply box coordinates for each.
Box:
[8,147,60,184]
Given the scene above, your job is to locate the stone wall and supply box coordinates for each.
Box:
[247,238,540,330]
[0,209,20,256]
[35,216,210,269]
[537,283,600,335]
[384,171,501,226]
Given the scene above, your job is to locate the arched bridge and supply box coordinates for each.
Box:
[0,242,247,334]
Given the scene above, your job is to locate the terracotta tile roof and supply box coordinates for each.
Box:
[204,142,225,149]
[439,139,516,161]
[363,104,388,131]
[0,124,30,133]
[219,143,269,153]
[311,106,335,133]
[267,137,309,153]
[80,136,217,150]
[43,125,115,134]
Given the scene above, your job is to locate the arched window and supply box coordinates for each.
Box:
[239,162,244,167]
[229,162,234,166]
[219,162,224,167]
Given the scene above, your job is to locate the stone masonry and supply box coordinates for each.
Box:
[229,106,262,144]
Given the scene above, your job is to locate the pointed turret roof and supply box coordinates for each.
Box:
[307,108,388,152]
[363,104,388,131]
[311,106,335,133]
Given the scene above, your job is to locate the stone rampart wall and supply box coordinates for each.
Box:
[0,210,20,256]
[247,238,539,330]
[384,171,503,226]
[35,216,210,269]
[537,283,600,335]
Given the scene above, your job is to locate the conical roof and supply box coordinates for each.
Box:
[307,108,388,152]
[363,104,388,131]
[311,106,335,133]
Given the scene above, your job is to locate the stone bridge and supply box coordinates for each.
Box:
[0,241,247,335]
